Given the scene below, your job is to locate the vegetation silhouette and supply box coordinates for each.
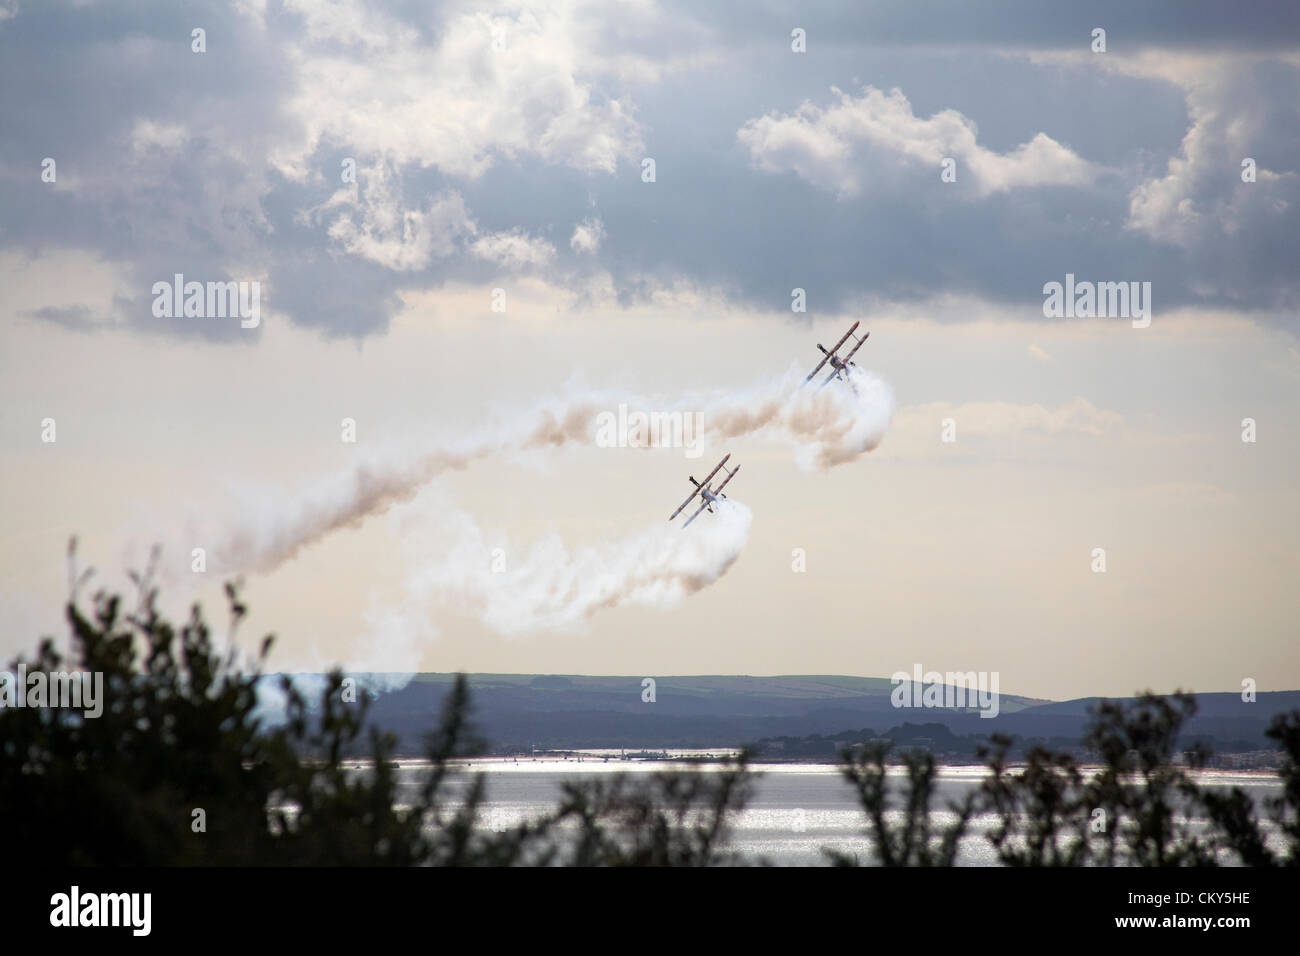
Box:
[1194,711,1300,867]
[544,760,756,866]
[0,548,753,866]
[2,550,1297,866]
[981,737,1092,866]
[825,742,975,866]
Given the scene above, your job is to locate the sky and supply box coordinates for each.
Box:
[1,0,1298,701]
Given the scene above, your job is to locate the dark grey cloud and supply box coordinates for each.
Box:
[23,304,99,333]
[664,0,1300,53]
[1,0,1296,343]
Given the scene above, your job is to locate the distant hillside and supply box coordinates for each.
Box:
[259,673,1300,755]
[349,673,1043,750]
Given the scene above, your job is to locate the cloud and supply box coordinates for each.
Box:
[738,85,1097,199]
[0,0,661,338]
[1124,60,1300,252]
[272,0,646,180]
[469,228,557,270]
[1028,343,1053,361]
[129,118,189,155]
[318,162,475,272]
[22,305,101,333]
[3,1,1296,339]
[569,216,605,254]
[1015,47,1300,307]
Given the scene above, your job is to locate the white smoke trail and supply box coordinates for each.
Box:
[380,495,754,638]
[191,367,890,574]
[201,399,608,573]
[704,365,893,469]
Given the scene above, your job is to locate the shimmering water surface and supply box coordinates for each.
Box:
[368,755,1285,866]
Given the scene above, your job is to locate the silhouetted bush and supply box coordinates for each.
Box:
[980,737,1090,866]
[825,742,974,866]
[0,552,757,866]
[1079,692,1215,866]
[1194,711,1300,866]
[0,551,517,865]
[544,758,755,866]
[4,553,1298,867]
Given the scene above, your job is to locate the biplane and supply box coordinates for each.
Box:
[804,321,869,389]
[668,454,740,528]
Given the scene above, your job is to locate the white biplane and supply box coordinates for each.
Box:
[804,321,869,389]
[668,454,740,528]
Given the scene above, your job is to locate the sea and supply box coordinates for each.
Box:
[362,750,1287,866]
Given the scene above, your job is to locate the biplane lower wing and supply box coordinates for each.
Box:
[682,500,711,528]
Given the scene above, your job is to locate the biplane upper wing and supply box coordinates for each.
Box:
[669,454,730,520]
[714,463,740,495]
[833,321,860,351]
[843,329,869,362]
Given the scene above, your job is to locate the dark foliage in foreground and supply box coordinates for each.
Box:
[0,554,753,866]
[826,743,976,866]
[2,559,1296,866]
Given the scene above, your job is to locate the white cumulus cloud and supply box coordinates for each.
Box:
[318,162,475,271]
[738,85,1096,199]
[470,228,557,270]
[273,0,646,180]
[569,216,606,254]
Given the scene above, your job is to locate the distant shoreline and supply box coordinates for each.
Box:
[340,754,1286,779]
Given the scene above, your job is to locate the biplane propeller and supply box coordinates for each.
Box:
[669,454,741,529]
[804,321,869,389]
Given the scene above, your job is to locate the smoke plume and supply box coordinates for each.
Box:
[194,368,890,573]
[383,496,754,637]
